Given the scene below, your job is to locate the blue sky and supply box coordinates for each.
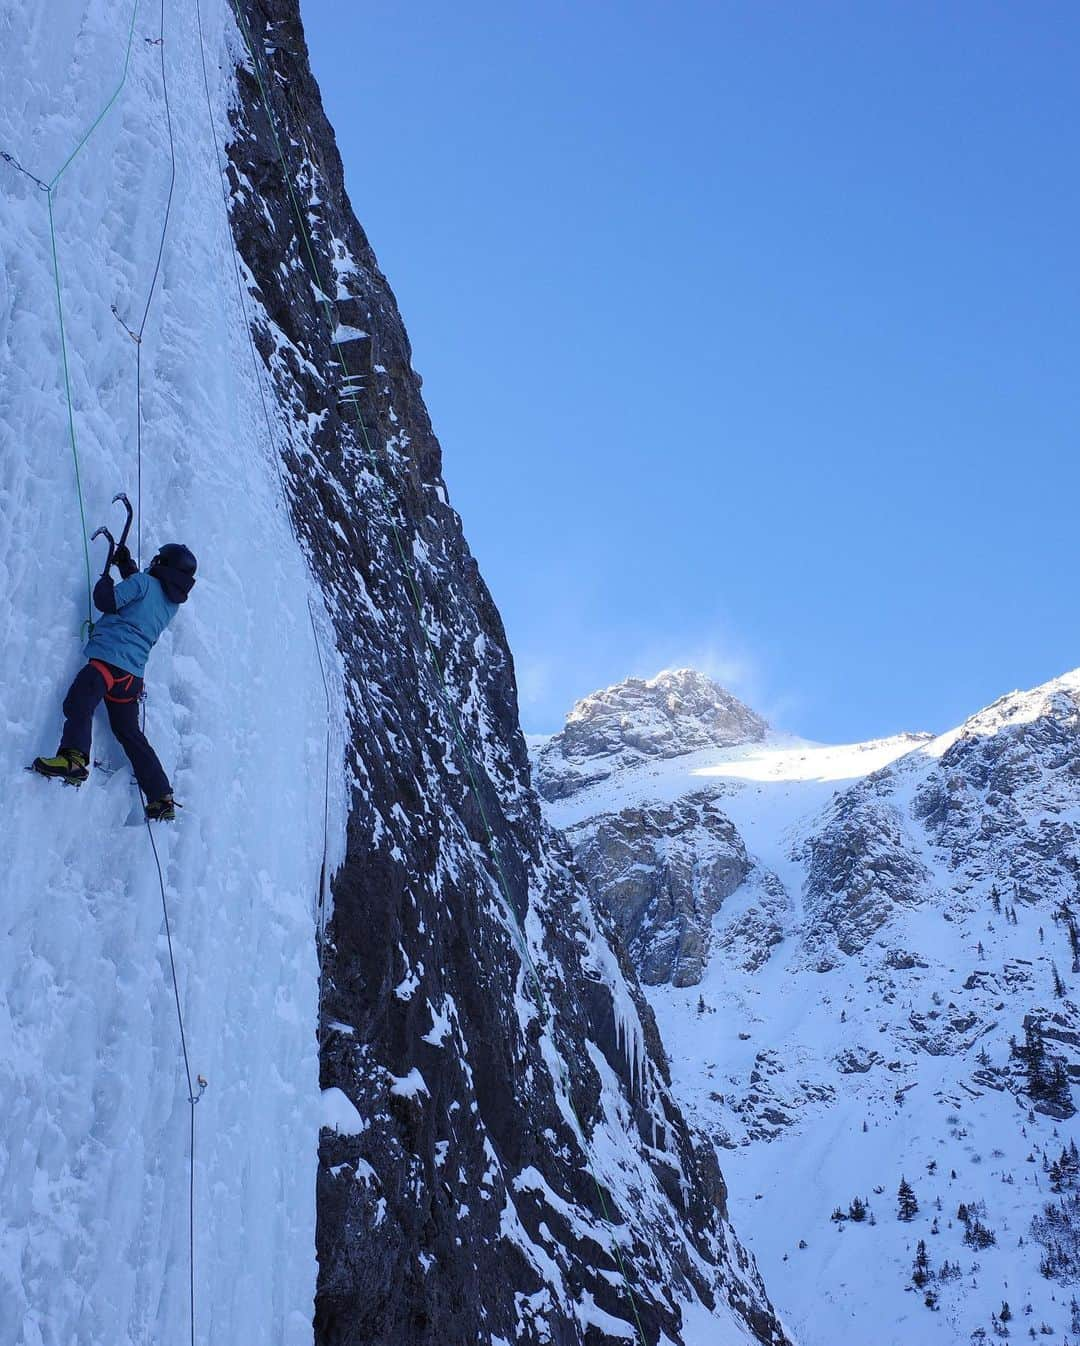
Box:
[303,1,1079,741]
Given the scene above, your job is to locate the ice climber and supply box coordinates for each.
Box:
[32,541,197,821]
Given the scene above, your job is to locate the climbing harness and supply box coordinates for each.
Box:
[227,7,648,1339]
[87,661,138,704]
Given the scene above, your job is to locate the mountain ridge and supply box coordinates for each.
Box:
[540,664,1080,1345]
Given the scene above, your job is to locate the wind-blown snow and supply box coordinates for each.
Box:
[0,3,346,1342]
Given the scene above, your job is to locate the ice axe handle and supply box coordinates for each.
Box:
[90,526,116,577]
[112,492,134,551]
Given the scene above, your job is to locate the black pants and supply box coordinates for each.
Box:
[60,662,171,801]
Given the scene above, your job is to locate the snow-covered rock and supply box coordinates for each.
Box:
[540,668,1080,1345]
[535,669,769,802]
[563,790,756,987]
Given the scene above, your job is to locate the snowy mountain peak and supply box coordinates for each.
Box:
[540,664,1080,1344]
[925,667,1080,757]
[535,667,769,801]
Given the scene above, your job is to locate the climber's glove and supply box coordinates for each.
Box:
[112,543,138,579]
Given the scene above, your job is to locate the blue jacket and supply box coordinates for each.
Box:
[84,572,179,677]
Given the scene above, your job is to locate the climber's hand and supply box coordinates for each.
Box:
[113,543,138,579]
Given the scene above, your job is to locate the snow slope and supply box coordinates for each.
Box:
[545,731,927,908]
[541,671,1080,1346]
[0,3,346,1341]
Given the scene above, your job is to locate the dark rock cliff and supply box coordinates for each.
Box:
[221,3,788,1343]
[564,792,754,987]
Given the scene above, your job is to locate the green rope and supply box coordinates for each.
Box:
[230,8,649,1341]
[46,189,94,632]
[48,0,141,192]
[1,0,142,633]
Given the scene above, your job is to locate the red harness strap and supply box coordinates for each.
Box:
[89,659,139,704]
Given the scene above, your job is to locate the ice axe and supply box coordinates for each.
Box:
[90,492,135,574]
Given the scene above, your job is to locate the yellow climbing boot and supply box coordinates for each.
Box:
[144,794,178,822]
[31,748,89,786]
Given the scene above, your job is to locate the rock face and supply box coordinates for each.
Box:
[540,668,1080,1345]
[798,678,1080,969]
[798,789,933,967]
[536,669,769,801]
[566,791,753,986]
[223,5,787,1344]
[540,672,781,987]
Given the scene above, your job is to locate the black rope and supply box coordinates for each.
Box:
[131,0,177,566]
[119,10,203,1345]
[147,824,196,1096]
[144,817,206,1344]
[195,0,335,1050]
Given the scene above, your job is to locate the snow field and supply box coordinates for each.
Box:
[632,720,1080,1345]
[0,2,345,1342]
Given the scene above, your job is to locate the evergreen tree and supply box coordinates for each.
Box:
[1053,963,1066,999]
[990,884,1002,914]
[912,1239,931,1288]
[1013,1022,1051,1101]
[848,1195,868,1222]
[898,1177,919,1221]
[1048,1059,1073,1115]
[964,1218,996,1249]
